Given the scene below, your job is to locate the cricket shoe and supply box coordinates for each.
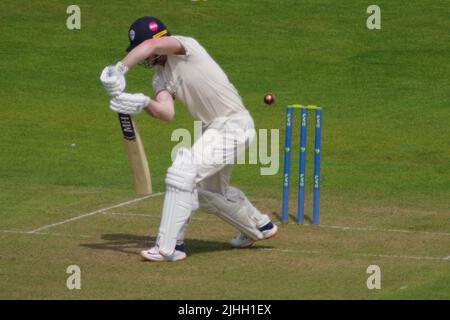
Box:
[230,222,278,248]
[140,244,187,262]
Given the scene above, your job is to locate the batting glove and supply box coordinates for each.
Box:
[110,93,151,115]
[100,62,128,97]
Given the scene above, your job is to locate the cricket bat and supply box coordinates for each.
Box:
[117,113,152,195]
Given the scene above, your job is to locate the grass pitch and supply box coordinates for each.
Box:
[0,0,449,299]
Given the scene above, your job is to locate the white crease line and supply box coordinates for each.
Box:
[259,248,449,262]
[313,224,450,237]
[1,230,92,238]
[2,229,448,262]
[106,212,156,217]
[354,253,450,262]
[275,222,450,237]
[106,212,217,221]
[260,248,321,254]
[110,215,449,236]
[27,192,164,234]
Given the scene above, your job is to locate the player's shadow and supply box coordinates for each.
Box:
[271,210,313,224]
[81,234,274,256]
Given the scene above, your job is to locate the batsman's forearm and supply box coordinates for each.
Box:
[121,41,155,69]
[144,100,175,122]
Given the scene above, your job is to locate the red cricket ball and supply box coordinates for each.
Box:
[264,92,276,105]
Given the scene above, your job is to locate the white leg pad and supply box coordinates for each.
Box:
[198,187,270,240]
[157,148,198,256]
[176,216,191,246]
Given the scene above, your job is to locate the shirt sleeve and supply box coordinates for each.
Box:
[171,36,205,60]
[152,72,168,96]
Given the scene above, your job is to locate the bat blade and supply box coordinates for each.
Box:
[118,113,152,195]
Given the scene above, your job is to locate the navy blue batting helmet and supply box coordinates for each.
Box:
[126,16,170,52]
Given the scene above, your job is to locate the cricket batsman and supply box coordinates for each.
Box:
[100,17,278,262]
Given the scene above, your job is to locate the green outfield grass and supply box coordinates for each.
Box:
[0,0,449,299]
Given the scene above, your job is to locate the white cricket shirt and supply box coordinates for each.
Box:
[152,36,249,125]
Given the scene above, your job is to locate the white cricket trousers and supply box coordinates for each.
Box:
[174,112,259,244]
